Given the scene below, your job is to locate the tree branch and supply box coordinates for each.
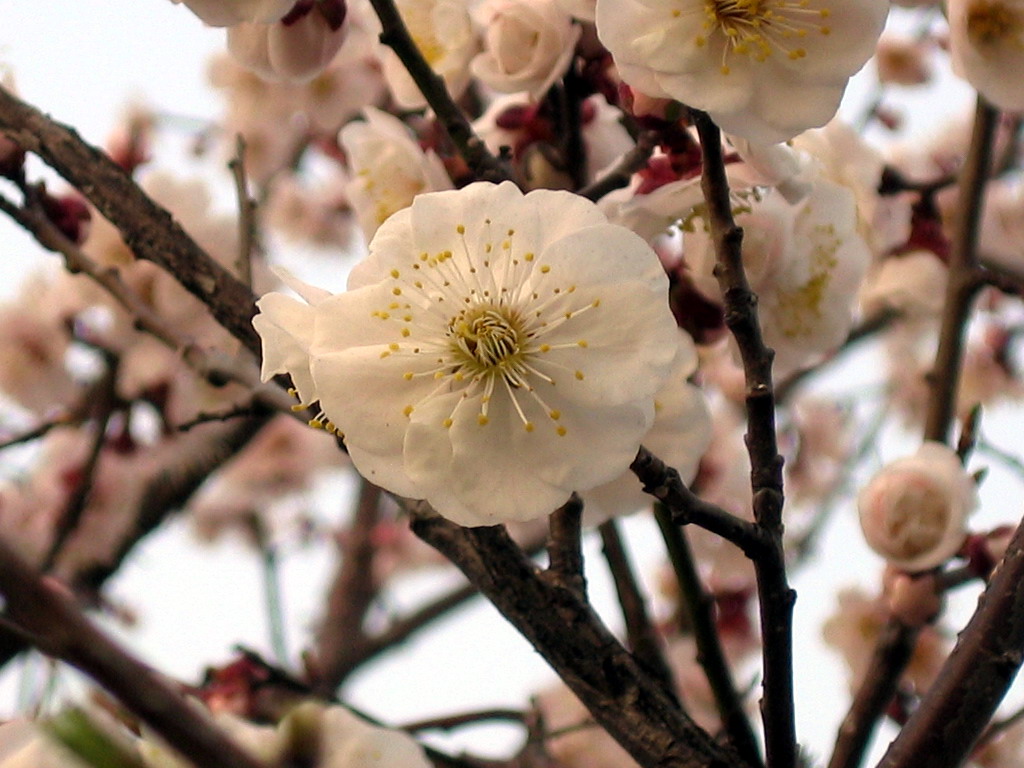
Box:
[597,518,676,695]
[691,109,795,768]
[410,513,749,768]
[0,536,270,768]
[0,85,261,355]
[654,505,763,768]
[365,0,512,184]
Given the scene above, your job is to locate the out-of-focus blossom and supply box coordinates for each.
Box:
[784,398,853,506]
[470,0,580,98]
[860,250,947,317]
[978,178,1024,271]
[823,587,949,694]
[554,0,595,21]
[948,0,1024,110]
[0,275,79,415]
[684,178,871,378]
[381,0,477,109]
[858,441,977,572]
[254,181,680,525]
[792,120,912,259]
[581,331,711,524]
[189,415,343,544]
[875,35,933,85]
[339,107,453,240]
[595,0,889,143]
[228,3,350,82]
[170,0,295,27]
[473,93,634,188]
[264,175,355,247]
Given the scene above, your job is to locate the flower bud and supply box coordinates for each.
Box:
[858,442,977,572]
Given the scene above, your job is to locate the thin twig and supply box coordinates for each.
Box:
[0,536,271,768]
[578,131,658,202]
[310,480,383,696]
[228,134,256,289]
[597,518,677,696]
[401,708,527,733]
[826,620,920,768]
[691,109,795,768]
[0,85,261,354]
[365,0,512,183]
[410,512,749,768]
[0,415,74,451]
[0,190,294,415]
[630,447,767,558]
[654,505,763,768]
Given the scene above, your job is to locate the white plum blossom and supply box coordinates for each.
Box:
[595,0,890,143]
[948,0,1024,110]
[254,181,681,525]
[581,331,711,524]
[860,250,947,318]
[170,0,295,26]
[339,107,454,240]
[381,0,478,109]
[470,0,581,98]
[228,9,349,82]
[684,177,871,378]
[858,442,978,572]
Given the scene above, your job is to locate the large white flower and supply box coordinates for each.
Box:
[595,0,889,143]
[255,182,680,525]
[949,0,1024,110]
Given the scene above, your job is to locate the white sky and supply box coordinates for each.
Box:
[0,3,1021,766]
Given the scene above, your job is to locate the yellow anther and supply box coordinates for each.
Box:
[477,414,489,426]
[549,409,561,420]
[403,405,414,417]
[390,268,400,278]
[556,426,567,437]
[524,422,535,432]
[443,417,454,428]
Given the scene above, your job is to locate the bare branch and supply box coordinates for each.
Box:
[0,536,271,768]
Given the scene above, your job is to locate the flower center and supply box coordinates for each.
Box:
[966,0,1023,47]
[448,304,526,376]
[694,0,833,74]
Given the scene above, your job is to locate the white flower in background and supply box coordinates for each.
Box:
[381,0,477,109]
[554,0,596,21]
[949,0,1024,110]
[860,250,947,318]
[793,120,912,259]
[170,0,295,27]
[255,182,680,525]
[595,0,889,143]
[858,442,977,572]
[581,331,711,524]
[339,108,454,240]
[473,93,634,187]
[470,0,581,98]
[684,178,871,378]
[228,7,349,82]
